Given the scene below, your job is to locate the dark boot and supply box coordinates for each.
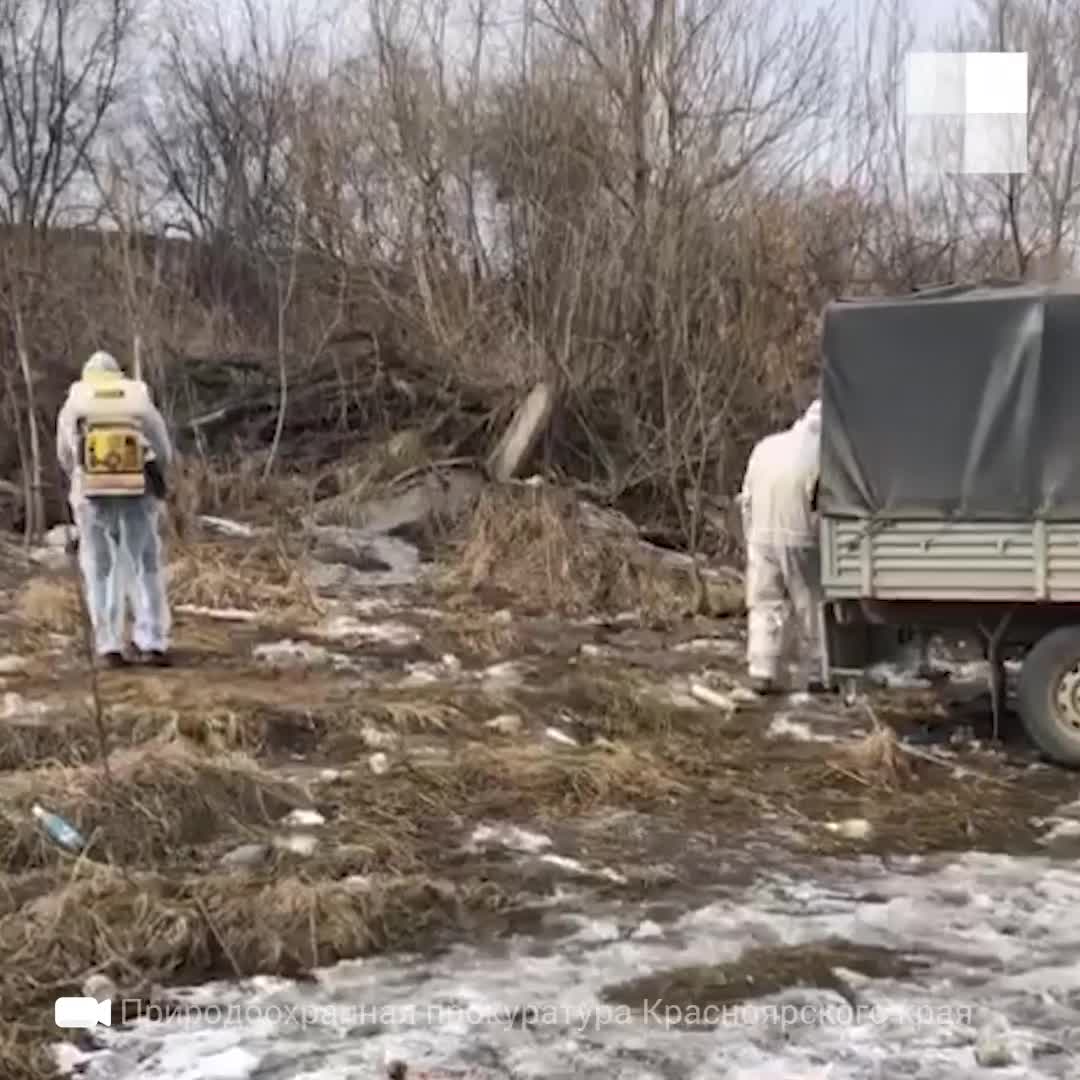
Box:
[750,676,781,695]
[142,649,172,667]
[102,651,129,669]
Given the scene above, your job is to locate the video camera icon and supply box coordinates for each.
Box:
[54,996,112,1029]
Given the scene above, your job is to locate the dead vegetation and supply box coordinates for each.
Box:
[439,486,695,619]
[0,864,509,1079]
[0,740,306,871]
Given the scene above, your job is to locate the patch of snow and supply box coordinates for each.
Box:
[273,834,319,857]
[675,638,742,657]
[82,848,1080,1080]
[467,824,552,854]
[1,692,48,720]
[485,714,524,736]
[767,714,838,743]
[252,640,352,671]
[316,616,420,646]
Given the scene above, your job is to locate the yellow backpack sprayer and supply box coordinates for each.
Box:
[69,369,156,497]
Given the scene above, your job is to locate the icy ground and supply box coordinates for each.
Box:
[68,840,1080,1079]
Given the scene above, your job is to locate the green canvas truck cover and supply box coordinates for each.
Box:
[818,282,1080,521]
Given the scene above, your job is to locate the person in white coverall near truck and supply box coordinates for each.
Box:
[738,399,824,694]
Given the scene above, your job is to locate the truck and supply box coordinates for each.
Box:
[817,282,1080,767]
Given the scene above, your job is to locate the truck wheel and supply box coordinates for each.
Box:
[1017,627,1080,767]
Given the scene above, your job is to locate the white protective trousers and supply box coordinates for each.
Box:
[740,401,824,688]
[745,542,824,686]
[73,495,171,656]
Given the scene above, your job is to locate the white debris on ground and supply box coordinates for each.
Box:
[282,809,325,828]
[273,834,319,857]
[538,853,628,884]
[0,655,29,675]
[176,606,258,622]
[545,726,578,747]
[824,819,873,841]
[368,752,390,775]
[252,640,353,671]
[767,713,839,744]
[1,692,48,720]
[485,714,524,736]
[466,824,552,854]
[315,614,421,646]
[198,516,258,539]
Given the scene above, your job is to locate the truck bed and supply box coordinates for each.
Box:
[821,518,1080,602]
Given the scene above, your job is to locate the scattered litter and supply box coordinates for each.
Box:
[82,974,118,1002]
[190,1046,261,1079]
[176,605,257,622]
[689,681,736,711]
[787,691,813,706]
[441,654,462,671]
[767,714,837,743]
[545,726,578,747]
[632,920,663,940]
[486,714,524,736]
[198,515,257,539]
[283,808,325,827]
[579,643,611,659]
[492,609,513,623]
[32,804,86,853]
[318,769,343,783]
[467,824,551,854]
[274,833,319,856]
[0,655,29,675]
[369,752,390,775]
[219,843,271,868]
[974,1014,1019,1068]
[825,819,873,841]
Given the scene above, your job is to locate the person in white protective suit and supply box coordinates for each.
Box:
[738,399,824,694]
[55,351,173,668]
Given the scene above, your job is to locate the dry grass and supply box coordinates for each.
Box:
[168,536,322,619]
[13,577,82,636]
[410,740,689,816]
[0,739,307,871]
[829,721,915,790]
[0,864,508,1080]
[168,454,312,539]
[439,485,692,619]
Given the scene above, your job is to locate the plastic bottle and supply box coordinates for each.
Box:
[31,804,86,852]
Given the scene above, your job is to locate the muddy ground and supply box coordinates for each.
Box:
[0,497,1076,1078]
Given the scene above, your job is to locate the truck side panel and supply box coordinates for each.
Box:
[821,518,1080,602]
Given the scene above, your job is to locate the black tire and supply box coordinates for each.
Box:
[1017,626,1080,767]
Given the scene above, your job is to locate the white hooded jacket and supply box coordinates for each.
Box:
[739,400,821,547]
